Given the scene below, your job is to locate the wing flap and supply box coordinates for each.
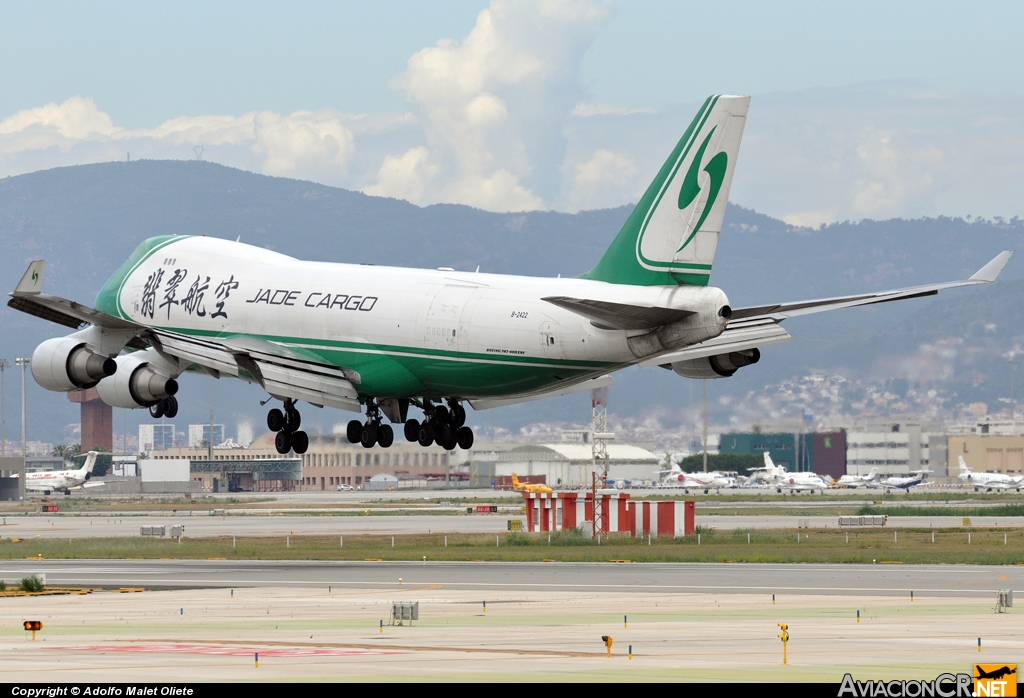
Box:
[542,296,694,330]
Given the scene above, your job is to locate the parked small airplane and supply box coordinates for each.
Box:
[834,468,880,489]
[655,458,734,491]
[877,470,931,491]
[22,451,104,495]
[511,473,552,494]
[958,456,1023,491]
[760,453,831,493]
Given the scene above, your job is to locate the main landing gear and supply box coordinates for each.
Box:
[405,399,473,451]
[345,398,474,451]
[267,398,309,455]
[148,396,178,419]
[345,398,395,449]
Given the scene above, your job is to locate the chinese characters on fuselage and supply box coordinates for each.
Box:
[135,270,378,322]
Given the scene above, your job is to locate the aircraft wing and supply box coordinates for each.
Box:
[8,260,363,412]
[146,330,362,412]
[81,481,106,489]
[730,251,1013,321]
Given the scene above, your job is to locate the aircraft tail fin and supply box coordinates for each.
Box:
[582,95,749,287]
[762,451,777,476]
[77,451,98,478]
[958,456,970,476]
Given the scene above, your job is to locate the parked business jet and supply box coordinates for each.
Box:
[958,456,1023,491]
[9,96,1012,457]
[655,459,734,491]
[835,468,880,489]
[22,451,104,495]
[760,453,831,493]
[877,471,931,491]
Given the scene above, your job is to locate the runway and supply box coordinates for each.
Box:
[2,559,1020,596]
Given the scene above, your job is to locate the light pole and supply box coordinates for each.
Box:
[0,359,8,457]
[1010,356,1020,419]
[15,358,29,457]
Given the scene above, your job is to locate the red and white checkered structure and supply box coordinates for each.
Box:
[521,491,695,537]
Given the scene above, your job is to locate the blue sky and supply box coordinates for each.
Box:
[2,0,1023,221]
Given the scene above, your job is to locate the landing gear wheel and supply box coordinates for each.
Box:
[347,420,362,444]
[285,405,301,431]
[291,430,309,454]
[404,419,420,442]
[417,423,435,447]
[360,424,378,449]
[434,405,449,424]
[450,403,466,428]
[275,430,292,454]
[162,396,178,419]
[433,422,452,447]
[441,431,458,450]
[149,401,165,419]
[378,424,394,448]
[268,409,286,432]
[456,426,474,450]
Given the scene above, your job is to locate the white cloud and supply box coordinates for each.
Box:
[566,148,638,210]
[0,97,117,152]
[364,0,612,211]
[363,146,438,204]
[0,97,356,183]
[571,102,656,117]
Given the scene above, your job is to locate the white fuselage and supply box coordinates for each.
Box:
[101,236,730,399]
[25,468,88,492]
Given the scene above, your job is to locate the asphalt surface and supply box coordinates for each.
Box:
[2,559,1020,596]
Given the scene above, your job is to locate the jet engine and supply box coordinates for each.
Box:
[671,348,760,379]
[94,349,179,408]
[31,337,117,391]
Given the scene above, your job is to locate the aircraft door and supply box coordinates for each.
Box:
[424,284,479,354]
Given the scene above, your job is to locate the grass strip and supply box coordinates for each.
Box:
[1,528,1022,565]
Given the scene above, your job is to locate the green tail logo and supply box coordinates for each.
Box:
[676,127,728,252]
[31,271,39,283]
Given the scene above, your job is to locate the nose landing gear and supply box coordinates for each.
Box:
[267,399,309,454]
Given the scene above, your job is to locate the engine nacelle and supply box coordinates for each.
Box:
[94,350,179,408]
[672,348,760,379]
[31,337,117,391]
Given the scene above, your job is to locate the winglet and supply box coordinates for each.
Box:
[13,260,45,296]
[969,250,1013,283]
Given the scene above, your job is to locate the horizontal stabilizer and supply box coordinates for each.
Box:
[731,250,1013,321]
[470,374,614,411]
[542,296,694,330]
[637,317,792,367]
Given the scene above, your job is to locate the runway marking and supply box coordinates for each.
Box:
[139,639,611,658]
[50,644,402,657]
[14,577,1013,595]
